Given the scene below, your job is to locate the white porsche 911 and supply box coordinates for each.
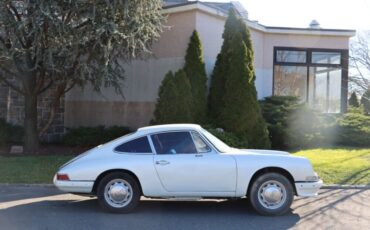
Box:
[54,124,322,215]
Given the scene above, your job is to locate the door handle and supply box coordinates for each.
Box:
[195,154,203,157]
[155,160,170,165]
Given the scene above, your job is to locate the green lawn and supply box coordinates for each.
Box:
[0,148,369,185]
[0,155,74,184]
[294,148,370,185]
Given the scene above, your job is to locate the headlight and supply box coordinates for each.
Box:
[305,172,320,182]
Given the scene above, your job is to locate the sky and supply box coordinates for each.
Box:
[203,0,370,31]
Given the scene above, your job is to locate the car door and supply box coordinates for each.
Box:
[151,131,237,193]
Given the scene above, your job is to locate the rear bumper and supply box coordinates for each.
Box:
[295,180,323,197]
[53,175,94,194]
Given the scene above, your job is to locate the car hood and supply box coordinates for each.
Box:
[232,148,290,156]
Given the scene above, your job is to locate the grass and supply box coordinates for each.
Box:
[0,148,369,185]
[294,148,370,185]
[0,155,74,184]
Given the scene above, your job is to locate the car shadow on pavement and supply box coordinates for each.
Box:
[2,189,368,230]
[1,196,300,230]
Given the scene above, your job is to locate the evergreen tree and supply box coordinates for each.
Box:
[349,92,360,107]
[361,88,370,114]
[172,70,194,123]
[208,10,240,121]
[208,9,270,148]
[152,71,178,124]
[184,30,207,123]
[152,70,194,124]
[221,35,251,133]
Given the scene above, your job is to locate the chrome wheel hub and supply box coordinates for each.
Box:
[104,179,133,208]
[258,180,287,209]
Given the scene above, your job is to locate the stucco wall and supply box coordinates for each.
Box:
[64,9,352,129]
[195,11,224,77]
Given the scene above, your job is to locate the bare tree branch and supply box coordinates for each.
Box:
[349,31,370,94]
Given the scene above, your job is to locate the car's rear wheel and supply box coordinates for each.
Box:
[249,172,294,216]
[97,172,140,213]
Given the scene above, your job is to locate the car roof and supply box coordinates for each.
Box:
[137,124,202,134]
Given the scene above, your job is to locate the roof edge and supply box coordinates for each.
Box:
[161,2,356,37]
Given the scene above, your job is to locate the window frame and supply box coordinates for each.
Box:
[311,51,342,65]
[273,47,349,113]
[275,48,308,65]
[190,131,212,153]
[148,130,217,155]
[114,135,154,154]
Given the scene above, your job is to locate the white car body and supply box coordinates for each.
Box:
[54,124,322,199]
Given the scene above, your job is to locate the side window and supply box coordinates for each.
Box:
[115,136,152,153]
[151,132,197,154]
[191,131,211,153]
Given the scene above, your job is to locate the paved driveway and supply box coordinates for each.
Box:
[0,186,369,230]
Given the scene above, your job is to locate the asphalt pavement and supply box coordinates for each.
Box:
[0,185,369,230]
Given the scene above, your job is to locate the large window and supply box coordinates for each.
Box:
[274,66,307,101]
[309,67,342,113]
[274,47,347,113]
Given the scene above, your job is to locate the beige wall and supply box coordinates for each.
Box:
[195,11,224,76]
[64,9,352,129]
[152,10,197,58]
[65,10,198,129]
[65,101,156,128]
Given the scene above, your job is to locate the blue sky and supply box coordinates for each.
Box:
[204,0,370,30]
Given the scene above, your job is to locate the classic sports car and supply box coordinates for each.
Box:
[54,124,322,215]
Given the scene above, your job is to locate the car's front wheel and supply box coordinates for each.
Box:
[249,172,294,216]
[97,172,141,213]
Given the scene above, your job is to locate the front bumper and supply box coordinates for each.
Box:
[53,175,94,194]
[295,179,323,197]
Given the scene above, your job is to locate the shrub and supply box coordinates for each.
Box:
[206,127,248,149]
[348,92,360,107]
[260,96,370,149]
[336,107,370,147]
[7,123,24,144]
[0,119,7,145]
[260,96,299,149]
[63,126,131,147]
[0,119,24,145]
[152,70,194,124]
[285,106,337,149]
[260,96,338,149]
[361,88,370,114]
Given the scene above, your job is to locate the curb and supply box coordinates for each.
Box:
[0,183,369,189]
[0,183,54,187]
[321,185,370,189]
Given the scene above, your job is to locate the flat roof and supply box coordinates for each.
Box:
[162,1,356,37]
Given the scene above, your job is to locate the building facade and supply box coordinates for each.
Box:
[1,0,356,137]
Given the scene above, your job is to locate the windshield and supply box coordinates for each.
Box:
[201,128,231,153]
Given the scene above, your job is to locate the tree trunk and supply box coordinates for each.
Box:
[24,92,39,153]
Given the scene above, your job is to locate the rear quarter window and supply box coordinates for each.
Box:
[115,136,152,153]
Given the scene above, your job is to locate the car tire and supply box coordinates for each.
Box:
[249,172,294,216]
[97,172,141,213]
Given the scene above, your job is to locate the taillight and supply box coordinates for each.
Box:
[57,174,70,181]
